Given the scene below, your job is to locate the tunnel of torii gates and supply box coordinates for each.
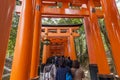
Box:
[0,0,120,80]
[41,26,80,63]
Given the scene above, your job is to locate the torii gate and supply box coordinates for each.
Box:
[41,25,80,63]
[0,0,120,80]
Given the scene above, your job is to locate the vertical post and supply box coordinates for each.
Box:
[47,45,50,58]
[88,0,112,79]
[30,0,41,79]
[101,0,120,78]
[64,42,69,57]
[42,44,50,64]
[69,28,77,60]
[42,28,50,64]
[84,17,98,80]
[10,0,34,80]
[0,0,15,79]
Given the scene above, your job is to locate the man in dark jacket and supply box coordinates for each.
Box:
[56,59,69,80]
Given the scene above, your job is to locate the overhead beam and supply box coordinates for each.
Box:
[42,33,80,37]
[15,5,104,18]
[50,38,67,42]
[42,1,57,6]
[42,27,79,30]
[42,24,82,27]
[18,0,101,7]
[42,6,103,18]
[15,5,89,16]
[42,15,84,18]
[42,6,89,15]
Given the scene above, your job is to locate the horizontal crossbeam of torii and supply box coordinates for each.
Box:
[41,26,80,38]
[16,0,103,18]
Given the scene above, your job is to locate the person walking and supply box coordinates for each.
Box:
[43,58,56,80]
[56,58,70,80]
[71,60,85,80]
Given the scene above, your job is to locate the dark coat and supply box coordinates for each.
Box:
[56,67,69,80]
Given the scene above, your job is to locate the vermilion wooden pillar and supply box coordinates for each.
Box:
[84,17,97,66]
[42,28,50,64]
[84,17,98,80]
[42,44,47,64]
[88,0,111,79]
[68,29,77,60]
[101,0,120,77]
[47,45,50,58]
[64,42,69,57]
[0,0,15,79]
[30,0,41,79]
[42,44,50,64]
[10,0,34,80]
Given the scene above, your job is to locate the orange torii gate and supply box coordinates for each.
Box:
[0,0,120,80]
[41,25,80,63]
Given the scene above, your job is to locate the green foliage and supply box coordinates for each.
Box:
[7,0,20,57]
[42,18,82,25]
[7,13,19,57]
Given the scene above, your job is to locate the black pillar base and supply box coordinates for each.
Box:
[98,74,114,80]
[89,64,98,80]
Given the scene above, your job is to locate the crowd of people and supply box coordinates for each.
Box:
[41,56,85,80]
